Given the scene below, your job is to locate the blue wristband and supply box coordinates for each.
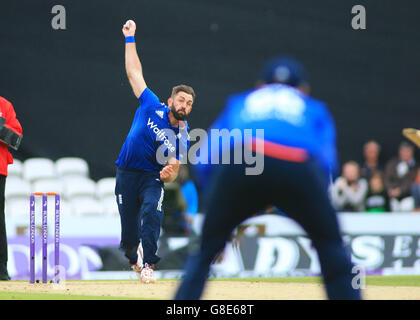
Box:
[125,36,135,43]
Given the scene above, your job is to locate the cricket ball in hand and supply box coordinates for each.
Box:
[125,20,135,29]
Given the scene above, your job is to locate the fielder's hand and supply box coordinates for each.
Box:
[122,20,136,37]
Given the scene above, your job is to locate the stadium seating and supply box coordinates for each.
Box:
[5,198,30,216]
[5,177,31,217]
[70,197,104,216]
[96,177,118,215]
[5,177,31,200]
[62,176,96,200]
[22,158,56,182]
[32,179,64,195]
[96,177,116,199]
[8,159,23,178]
[101,195,119,216]
[55,157,89,178]
[5,156,114,217]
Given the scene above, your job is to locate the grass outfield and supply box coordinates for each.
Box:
[1,276,420,300]
[212,275,420,287]
[0,291,139,300]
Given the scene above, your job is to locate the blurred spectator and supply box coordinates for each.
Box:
[384,141,417,211]
[360,140,383,180]
[176,165,199,234]
[330,161,368,212]
[161,181,189,236]
[410,168,420,211]
[364,171,390,212]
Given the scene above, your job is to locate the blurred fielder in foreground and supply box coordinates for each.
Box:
[175,57,361,300]
[115,20,194,284]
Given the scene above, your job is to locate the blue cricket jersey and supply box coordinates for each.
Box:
[194,83,338,187]
[116,88,190,171]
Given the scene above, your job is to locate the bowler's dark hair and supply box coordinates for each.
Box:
[171,84,196,101]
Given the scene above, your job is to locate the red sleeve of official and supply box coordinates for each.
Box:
[0,96,22,135]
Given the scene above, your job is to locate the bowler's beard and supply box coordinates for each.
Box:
[170,103,188,121]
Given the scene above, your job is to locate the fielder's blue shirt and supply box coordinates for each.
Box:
[116,88,190,171]
[194,83,338,185]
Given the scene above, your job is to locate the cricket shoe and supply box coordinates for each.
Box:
[131,262,143,282]
[140,263,156,284]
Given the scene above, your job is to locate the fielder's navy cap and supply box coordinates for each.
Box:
[260,56,307,87]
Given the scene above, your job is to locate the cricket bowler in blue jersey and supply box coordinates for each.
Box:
[115,20,195,284]
[175,56,361,299]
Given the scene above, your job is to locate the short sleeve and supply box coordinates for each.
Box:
[138,88,161,110]
[0,97,22,135]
